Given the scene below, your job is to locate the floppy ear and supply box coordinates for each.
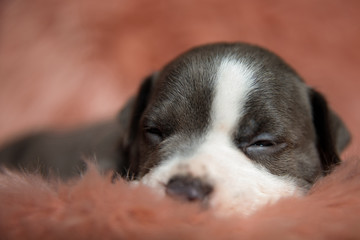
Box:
[309,89,351,174]
[117,73,157,178]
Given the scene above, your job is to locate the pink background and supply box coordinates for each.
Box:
[0,0,359,157]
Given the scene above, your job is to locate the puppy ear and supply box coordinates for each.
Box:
[309,89,351,174]
[117,73,157,178]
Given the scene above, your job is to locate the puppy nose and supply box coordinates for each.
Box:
[165,175,213,202]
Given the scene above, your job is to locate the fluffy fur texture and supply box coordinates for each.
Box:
[0,158,360,240]
[0,0,359,239]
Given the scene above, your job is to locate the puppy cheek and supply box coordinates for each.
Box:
[187,154,305,216]
[210,177,305,217]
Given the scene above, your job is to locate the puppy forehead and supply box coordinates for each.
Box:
[148,44,306,134]
[212,58,255,135]
[156,43,303,104]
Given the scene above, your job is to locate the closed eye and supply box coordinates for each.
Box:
[250,140,275,147]
[144,126,163,144]
[244,134,287,155]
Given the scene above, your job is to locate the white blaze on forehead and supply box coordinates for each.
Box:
[212,58,255,134]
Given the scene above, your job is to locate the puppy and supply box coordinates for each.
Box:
[0,43,351,215]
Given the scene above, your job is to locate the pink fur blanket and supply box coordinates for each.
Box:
[0,1,359,239]
[0,159,360,239]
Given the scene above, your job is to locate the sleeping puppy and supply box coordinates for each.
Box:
[0,43,351,215]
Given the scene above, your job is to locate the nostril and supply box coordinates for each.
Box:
[165,175,213,202]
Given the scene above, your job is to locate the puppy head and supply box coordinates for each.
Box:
[119,43,351,215]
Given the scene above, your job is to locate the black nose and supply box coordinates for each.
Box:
[165,175,213,202]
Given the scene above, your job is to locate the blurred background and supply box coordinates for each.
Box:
[0,0,359,157]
